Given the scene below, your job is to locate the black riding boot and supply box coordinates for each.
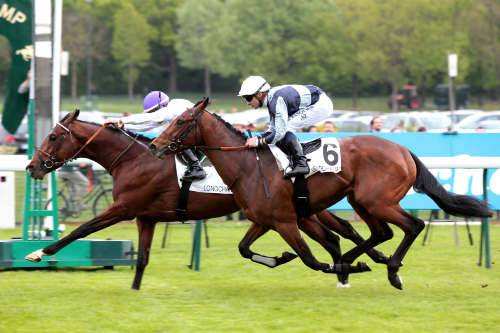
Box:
[179,149,207,181]
[277,132,310,179]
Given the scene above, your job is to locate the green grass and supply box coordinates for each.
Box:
[0,221,498,332]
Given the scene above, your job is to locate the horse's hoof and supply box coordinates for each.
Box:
[25,249,45,262]
[336,282,351,288]
[388,273,403,290]
[373,251,389,264]
[356,262,371,272]
[277,251,298,265]
[338,273,349,285]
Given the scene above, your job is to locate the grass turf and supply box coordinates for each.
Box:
[0,221,498,332]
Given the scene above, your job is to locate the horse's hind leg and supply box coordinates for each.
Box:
[316,210,389,264]
[376,205,425,290]
[132,218,156,290]
[238,223,298,268]
[338,200,394,282]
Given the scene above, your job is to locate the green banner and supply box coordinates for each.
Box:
[0,0,32,134]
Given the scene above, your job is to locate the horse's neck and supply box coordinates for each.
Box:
[76,124,150,173]
[200,115,256,188]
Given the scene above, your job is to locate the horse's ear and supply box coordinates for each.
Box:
[193,97,210,112]
[200,97,210,109]
[68,109,80,123]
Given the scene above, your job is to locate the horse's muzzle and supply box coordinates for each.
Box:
[149,143,166,159]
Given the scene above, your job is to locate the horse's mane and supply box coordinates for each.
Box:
[74,119,153,143]
[209,112,247,141]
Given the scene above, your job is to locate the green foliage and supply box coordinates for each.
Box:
[175,0,224,71]
[464,0,500,92]
[0,0,498,99]
[111,1,154,71]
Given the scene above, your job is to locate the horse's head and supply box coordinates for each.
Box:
[149,97,209,158]
[26,109,83,179]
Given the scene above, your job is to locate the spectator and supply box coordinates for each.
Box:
[391,120,405,133]
[417,126,427,132]
[306,125,318,132]
[17,69,31,94]
[370,116,383,132]
[59,163,90,211]
[322,121,337,133]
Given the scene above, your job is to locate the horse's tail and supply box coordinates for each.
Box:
[410,152,492,218]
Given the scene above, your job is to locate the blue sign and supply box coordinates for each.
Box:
[297,132,500,210]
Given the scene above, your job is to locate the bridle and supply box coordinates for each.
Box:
[37,122,138,171]
[163,108,204,153]
[160,108,247,153]
[37,122,106,170]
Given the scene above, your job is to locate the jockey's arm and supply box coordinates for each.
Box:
[107,109,167,132]
[260,96,288,145]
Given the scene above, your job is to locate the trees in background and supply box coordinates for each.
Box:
[463,0,499,100]
[176,0,225,96]
[5,0,496,101]
[111,1,154,99]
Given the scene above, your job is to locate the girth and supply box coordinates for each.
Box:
[292,175,311,218]
[175,180,192,221]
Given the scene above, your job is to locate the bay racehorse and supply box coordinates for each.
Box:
[150,97,492,290]
[25,110,384,289]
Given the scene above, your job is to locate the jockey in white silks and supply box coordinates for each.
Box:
[105,91,206,181]
[239,76,334,178]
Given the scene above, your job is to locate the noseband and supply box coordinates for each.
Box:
[37,122,105,170]
[163,109,203,153]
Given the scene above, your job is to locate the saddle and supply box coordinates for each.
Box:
[301,138,321,155]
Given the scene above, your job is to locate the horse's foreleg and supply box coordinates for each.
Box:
[275,222,370,275]
[25,203,132,262]
[298,216,350,287]
[238,222,298,268]
[316,210,389,264]
[132,218,156,290]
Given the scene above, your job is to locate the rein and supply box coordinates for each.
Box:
[161,109,249,153]
[192,145,248,151]
[38,122,139,171]
[37,123,106,169]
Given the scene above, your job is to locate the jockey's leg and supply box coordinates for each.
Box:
[179,149,206,181]
[277,132,309,179]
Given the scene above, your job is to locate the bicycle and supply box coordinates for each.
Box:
[45,165,113,221]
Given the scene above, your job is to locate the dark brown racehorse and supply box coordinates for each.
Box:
[150,97,492,290]
[25,110,383,289]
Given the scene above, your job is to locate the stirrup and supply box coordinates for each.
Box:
[182,167,207,181]
[284,165,310,179]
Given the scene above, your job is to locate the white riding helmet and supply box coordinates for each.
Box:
[238,76,271,96]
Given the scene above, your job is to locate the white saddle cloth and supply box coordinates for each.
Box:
[175,156,232,194]
[269,137,342,178]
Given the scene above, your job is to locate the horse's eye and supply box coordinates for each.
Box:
[177,119,185,126]
[49,134,57,141]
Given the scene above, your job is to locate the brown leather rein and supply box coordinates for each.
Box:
[158,109,249,153]
[37,123,137,171]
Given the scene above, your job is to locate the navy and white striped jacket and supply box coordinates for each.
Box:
[261,84,323,144]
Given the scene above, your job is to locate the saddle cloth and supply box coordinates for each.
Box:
[269,137,342,178]
[175,156,232,194]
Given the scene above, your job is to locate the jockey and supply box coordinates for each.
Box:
[104,91,207,181]
[239,76,334,178]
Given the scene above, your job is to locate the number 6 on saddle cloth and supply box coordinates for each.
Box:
[270,137,342,217]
